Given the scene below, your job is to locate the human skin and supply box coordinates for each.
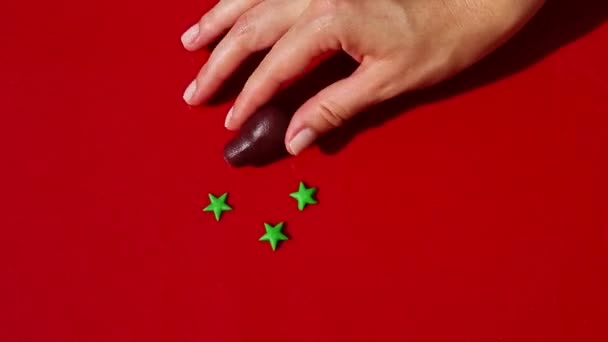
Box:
[181,0,546,155]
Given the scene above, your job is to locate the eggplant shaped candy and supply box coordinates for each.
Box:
[223,104,291,167]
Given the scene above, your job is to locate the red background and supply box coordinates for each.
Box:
[2,0,607,341]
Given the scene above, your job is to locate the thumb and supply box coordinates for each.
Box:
[285,63,396,155]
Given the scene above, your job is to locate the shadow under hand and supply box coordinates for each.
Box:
[297,0,606,154]
[215,0,605,167]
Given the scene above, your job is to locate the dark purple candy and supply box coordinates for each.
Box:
[223,104,291,167]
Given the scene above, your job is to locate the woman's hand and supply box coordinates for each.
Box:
[181,0,545,155]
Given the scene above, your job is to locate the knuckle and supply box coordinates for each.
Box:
[199,11,222,34]
[230,14,258,50]
[199,16,215,32]
[317,99,348,128]
[310,0,347,13]
[308,0,351,37]
[309,0,349,19]
[199,4,220,27]
[233,13,256,37]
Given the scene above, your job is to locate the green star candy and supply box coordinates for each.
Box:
[203,192,232,221]
[290,182,317,211]
[259,222,289,251]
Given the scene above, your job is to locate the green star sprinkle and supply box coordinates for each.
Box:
[203,192,232,221]
[259,222,289,251]
[290,182,317,211]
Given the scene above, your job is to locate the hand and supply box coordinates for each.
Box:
[181,0,545,155]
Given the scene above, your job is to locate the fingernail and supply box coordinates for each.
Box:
[181,24,199,47]
[288,128,317,156]
[224,107,233,128]
[183,80,197,104]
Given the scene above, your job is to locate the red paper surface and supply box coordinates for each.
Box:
[1,0,607,341]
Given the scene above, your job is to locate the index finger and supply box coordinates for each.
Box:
[225,15,341,130]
